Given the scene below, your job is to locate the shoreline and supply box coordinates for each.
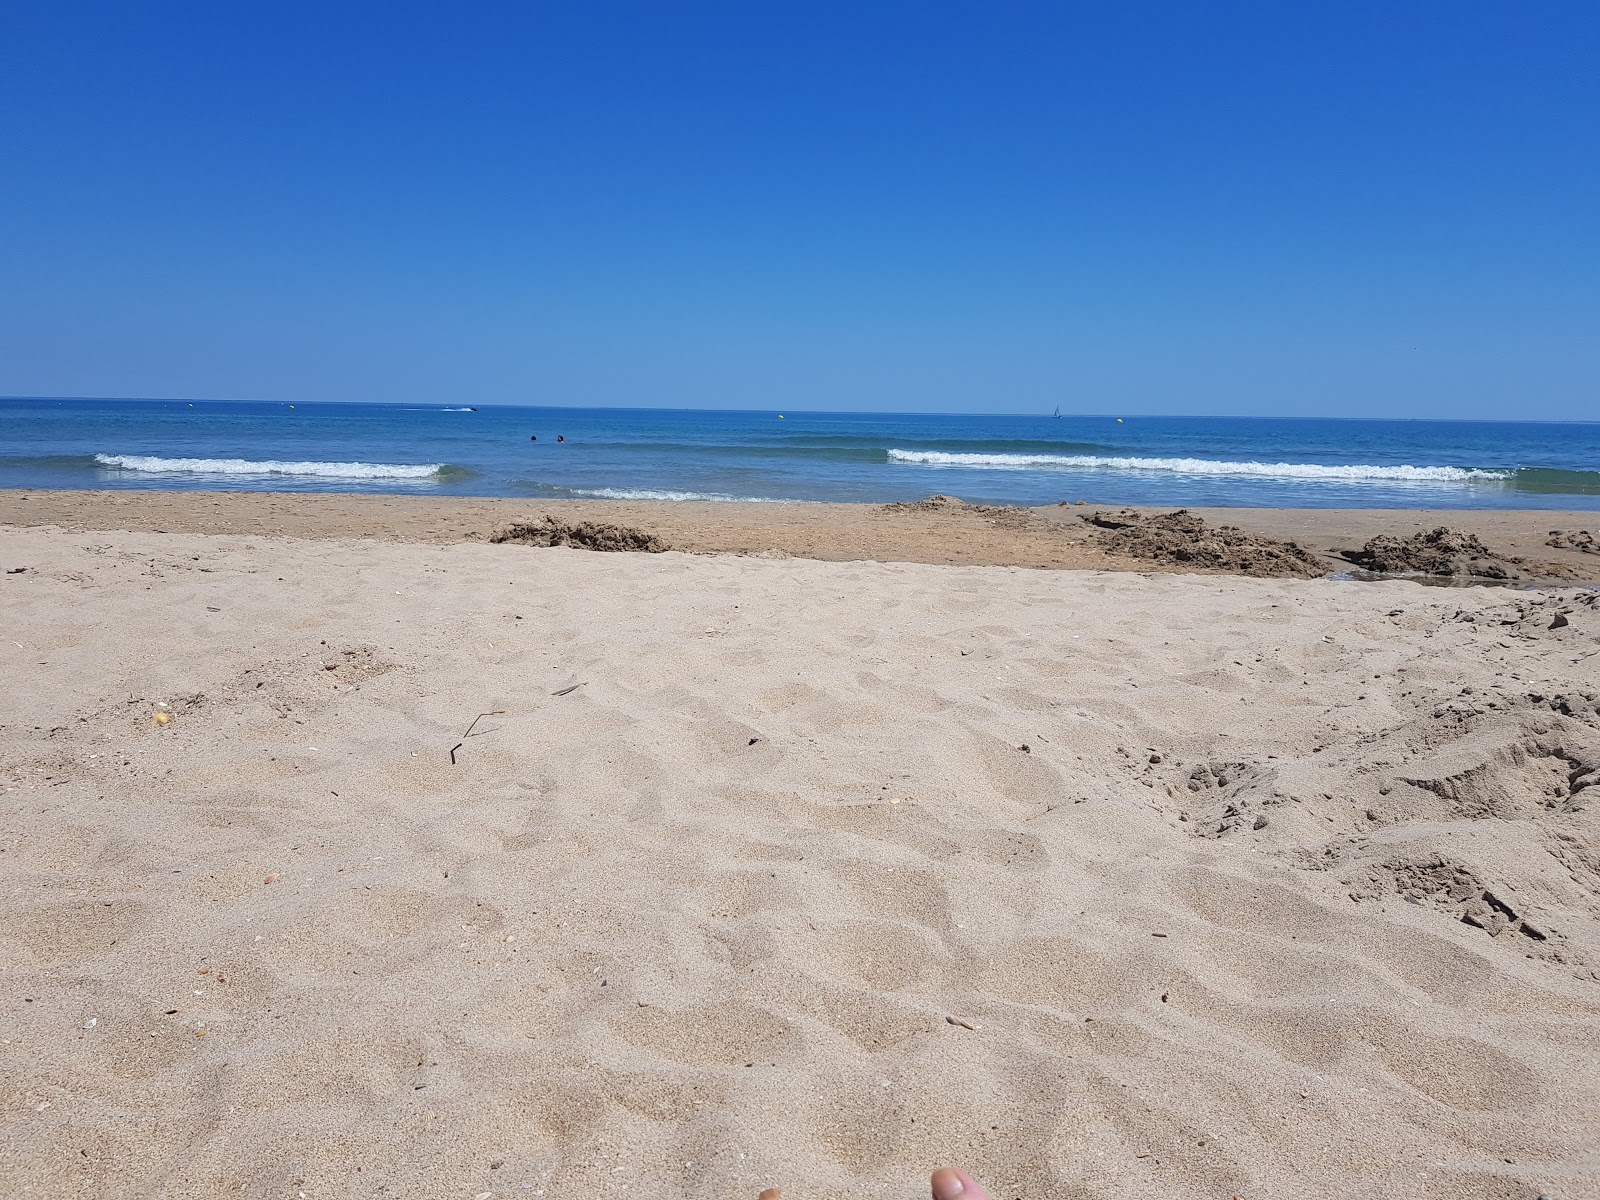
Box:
[3,487,1598,582]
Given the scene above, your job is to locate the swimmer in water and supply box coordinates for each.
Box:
[530,435,537,442]
[557,435,565,443]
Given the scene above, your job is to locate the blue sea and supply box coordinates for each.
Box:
[3,397,1599,510]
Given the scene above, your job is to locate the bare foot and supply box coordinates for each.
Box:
[757,1168,992,1198]
[931,1167,992,1199]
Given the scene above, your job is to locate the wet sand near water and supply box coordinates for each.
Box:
[3,488,1599,581]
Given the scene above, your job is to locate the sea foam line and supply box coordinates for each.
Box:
[885,449,1510,482]
[95,453,444,479]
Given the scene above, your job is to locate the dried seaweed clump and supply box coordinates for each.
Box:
[1342,527,1527,580]
[1084,509,1325,578]
[1547,529,1598,555]
[491,516,668,553]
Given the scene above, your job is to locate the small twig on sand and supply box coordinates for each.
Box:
[551,683,585,697]
[462,710,506,738]
[450,710,507,765]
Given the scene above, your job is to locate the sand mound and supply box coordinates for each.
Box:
[1342,526,1531,580]
[883,494,1034,530]
[1548,528,1599,555]
[1082,508,1325,577]
[883,493,970,512]
[1248,676,1600,959]
[491,515,668,552]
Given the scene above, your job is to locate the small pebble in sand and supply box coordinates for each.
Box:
[153,711,171,725]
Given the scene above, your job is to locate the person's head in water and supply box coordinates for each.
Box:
[557,435,565,443]
[530,434,537,441]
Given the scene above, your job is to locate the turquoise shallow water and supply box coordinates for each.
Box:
[3,397,1599,510]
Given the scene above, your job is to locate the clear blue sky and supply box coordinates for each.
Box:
[2,2,1596,418]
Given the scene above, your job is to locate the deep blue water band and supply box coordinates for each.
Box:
[3,398,1598,510]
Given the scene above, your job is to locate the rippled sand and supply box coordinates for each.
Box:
[2,525,1597,1198]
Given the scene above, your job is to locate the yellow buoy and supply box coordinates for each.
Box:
[778,414,784,419]
[1116,418,1123,423]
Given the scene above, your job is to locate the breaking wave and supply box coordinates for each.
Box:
[95,454,446,479]
[885,450,1512,482]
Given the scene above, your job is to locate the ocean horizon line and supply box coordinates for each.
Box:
[4,394,1599,427]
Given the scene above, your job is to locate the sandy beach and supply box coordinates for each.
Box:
[3,506,1599,1199]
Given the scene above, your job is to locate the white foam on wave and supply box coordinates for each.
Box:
[567,486,791,502]
[885,449,1510,482]
[95,453,444,479]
